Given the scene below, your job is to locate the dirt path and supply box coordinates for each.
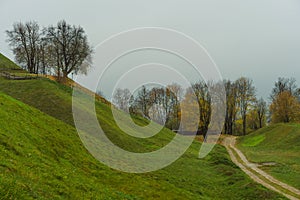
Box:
[222,136,300,200]
[0,71,37,80]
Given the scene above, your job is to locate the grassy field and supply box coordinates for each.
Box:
[237,123,300,190]
[0,53,285,199]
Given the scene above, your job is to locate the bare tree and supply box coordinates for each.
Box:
[255,97,267,128]
[270,77,300,100]
[35,37,51,75]
[161,87,176,126]
[166,83,183,130]
[112,88,132,112]
[6,21,41,73]
[148,87,167,125]
[191,81,212,138]
[223,80,238,135]
[136,86,151,118]
[45,20,92,82]
[236,77,256,135]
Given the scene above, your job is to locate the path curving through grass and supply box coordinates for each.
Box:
[223,136,300,200]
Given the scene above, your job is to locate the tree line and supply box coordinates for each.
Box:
[113,77,300,136]
[6,20,92,82]
[6,21,300,136]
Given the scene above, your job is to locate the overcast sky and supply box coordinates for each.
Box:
[1,0,300,100]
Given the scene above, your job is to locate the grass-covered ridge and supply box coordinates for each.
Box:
[0,53,285,199]
[237,123,300,190]
[0,91,285,199]
[0,53,20,70]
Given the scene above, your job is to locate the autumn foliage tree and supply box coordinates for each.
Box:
[180,90,200,134]
[223,80,238,134]
[166,84,183,130]
[117,77,300,136]
[269,77,300,123]
[270,77,300,101]
[247,109,259,130]
[191,81,212,137]
[270,91,300,123]
[236,77,256,135]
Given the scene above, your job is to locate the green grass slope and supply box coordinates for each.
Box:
[0,53,20,70]
[0,78,75,125]
[0,53,285,199]
[0,92,285,199]
[237,123,300,189]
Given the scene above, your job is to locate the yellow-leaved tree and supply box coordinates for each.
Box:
[270,91,300,123]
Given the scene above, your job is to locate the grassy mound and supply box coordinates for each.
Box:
[0,53,20,70]
[0,52,285,199]
[237,123,300,189]
[0,92,285,199]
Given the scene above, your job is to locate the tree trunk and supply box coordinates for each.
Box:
[62,71,68,83]
[243,115,246,135]
[202,127,208,142]
[229,115,234,135]
[259,118,262,128]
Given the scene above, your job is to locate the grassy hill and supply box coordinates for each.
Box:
[0,53,20,70]
[237,123,300,190]
[0,53,285,199]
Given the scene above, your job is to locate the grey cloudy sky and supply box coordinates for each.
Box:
[1,0,300,100]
